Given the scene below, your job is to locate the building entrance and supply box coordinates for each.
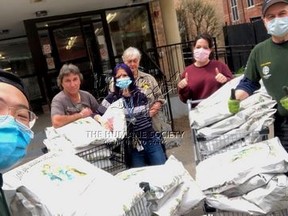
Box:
[23,4,155,108]
[34,15,112,102]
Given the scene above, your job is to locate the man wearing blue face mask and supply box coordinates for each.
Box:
[228,0,288,151]
[0,70,37,215]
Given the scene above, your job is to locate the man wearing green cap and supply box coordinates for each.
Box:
[228,0,288,151]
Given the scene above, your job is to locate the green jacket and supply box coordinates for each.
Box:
[244,38,288,116]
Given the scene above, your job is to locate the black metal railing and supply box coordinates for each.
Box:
[139,52,174,130]
[101,42,255,131]
[144,41,255,93]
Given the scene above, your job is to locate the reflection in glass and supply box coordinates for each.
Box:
[93,22,111,74]
[53,24,87,62]
[106,6,152,57]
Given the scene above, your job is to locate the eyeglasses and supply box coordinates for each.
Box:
[0,100,37,129]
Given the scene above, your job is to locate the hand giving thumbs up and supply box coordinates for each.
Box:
[178,72,188,89]
[215,67,227,84]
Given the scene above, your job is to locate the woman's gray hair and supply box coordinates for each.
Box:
[57,63,83,90]
[122,47,142,62]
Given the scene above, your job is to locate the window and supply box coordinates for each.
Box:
[231,0,239,21]
[250,16,261,22]
[106,6,153,58]
[0,37,42,100]
[247,0,254,7]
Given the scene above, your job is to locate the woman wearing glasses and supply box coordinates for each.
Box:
[109,47,169,132]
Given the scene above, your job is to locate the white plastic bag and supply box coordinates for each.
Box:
[116,155,205,215]
[44,98,127,150]
[101,98,127,140]
[196,137,288,191]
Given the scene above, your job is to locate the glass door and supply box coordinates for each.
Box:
[50,19,95,96]
[90,21,113,99]
[38,17,112,101]
[106,5,154,62]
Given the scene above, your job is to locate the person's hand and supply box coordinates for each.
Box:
[94,115,113,131]
[178,73,188,89]
[149,101,162,117]
[10,186,52,216]
[215,67,228,84]
[280,86,288,110]
[102,118,113,131]
[79,107,93,118]
[228,88,240,114]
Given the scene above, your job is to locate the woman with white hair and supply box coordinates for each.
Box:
[102,63,167,167]
[110,47,170,132]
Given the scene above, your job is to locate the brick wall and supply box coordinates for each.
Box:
[150,0,225,46]
[150,0,264,47]
[150,1,167,47]
[223,0,263,25]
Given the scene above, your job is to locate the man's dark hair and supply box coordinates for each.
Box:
[0,69,29,100]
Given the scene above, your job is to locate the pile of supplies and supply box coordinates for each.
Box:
[3,152,145,215]
[189,75,288,214]
[189,75,276,158]
[44,98,127,151]
[116,155,205,216]
[3,153,205,216]
[196,137,288,214]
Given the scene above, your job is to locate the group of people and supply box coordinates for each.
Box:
[0,47,168,214]
[51,47,167,168]
[1,0,288,213]
[178,0,288,154]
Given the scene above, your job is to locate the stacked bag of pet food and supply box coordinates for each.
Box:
[189,75,288,214]
[196,137,288,214]
[43,98,127,152]
[3,152,147,216]
[189,75,276,159]
[115,155,206,216]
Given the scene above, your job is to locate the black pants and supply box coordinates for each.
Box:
[274,113,288,152]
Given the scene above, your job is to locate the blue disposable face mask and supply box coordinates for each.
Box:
[116,77,132,89]
[267,17,288,37]
[0,115,34,171]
